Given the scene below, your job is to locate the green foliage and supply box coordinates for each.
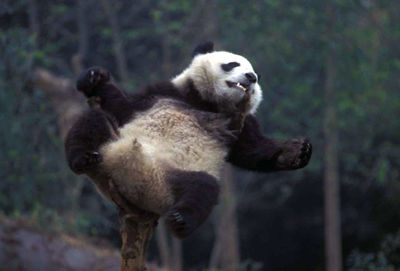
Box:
[0,28,74,213]
[1,0,400,270]
[348,230,400,270]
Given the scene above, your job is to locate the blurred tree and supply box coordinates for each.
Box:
[72,0,88,74]
[28,0,39,47]
[209,166,240,271]
[101,0,129,86]
[1,0,400,270]
[323,2,342,271]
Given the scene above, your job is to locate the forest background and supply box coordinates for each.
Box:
[1,0,400,270]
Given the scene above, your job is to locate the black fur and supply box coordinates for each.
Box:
[227,115,312,171]
[66,67,241,174]
[75,67,228,123]
[192,41,214,56]
[76,66,111,97]
[65,65,312,238]
[221,62,240,72]
[164,170,219,238]
[67,65,312,175]
[65,109,118,174]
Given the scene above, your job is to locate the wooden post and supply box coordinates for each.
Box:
[119,211,158,271]
[108,179,160,271]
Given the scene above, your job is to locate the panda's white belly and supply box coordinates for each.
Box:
[99,99,228,214]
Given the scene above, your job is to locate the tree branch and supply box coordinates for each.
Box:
[31,68,84,139]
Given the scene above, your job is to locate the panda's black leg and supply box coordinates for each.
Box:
[65,109,118,175]
[164,170,220,239]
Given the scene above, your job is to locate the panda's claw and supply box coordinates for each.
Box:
[164,208,197,239]
[77,66,111,97]
[276,137,312,170]
[89,70,95,83]
[174,212,184,223]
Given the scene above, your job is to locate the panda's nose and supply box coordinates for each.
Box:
[245,72,257,83]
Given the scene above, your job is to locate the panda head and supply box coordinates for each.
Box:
[172,42,263,114]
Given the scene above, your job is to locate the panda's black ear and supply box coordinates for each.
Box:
[192,41,214,57]
[255,70,261,81]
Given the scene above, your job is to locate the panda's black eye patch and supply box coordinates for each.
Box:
[221,62,240,72]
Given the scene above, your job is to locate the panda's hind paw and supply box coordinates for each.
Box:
[164,208,197,239]
[76,66,110,97]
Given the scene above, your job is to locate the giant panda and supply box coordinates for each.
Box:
[65,42,312,238]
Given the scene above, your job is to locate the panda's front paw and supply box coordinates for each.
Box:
[164,208,197,239]
[71,151,103,174]
[76,67,110,97]
[275,138,312,170]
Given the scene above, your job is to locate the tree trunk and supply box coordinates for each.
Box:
[171,237,182,271]
[101,0,129,86]
[155,220,182,271]
[28,0,40,46]
[155,220,172,269]
[324,3,342,270]
[209,165,240,271]
[77,1,88,59]
[107,180,159,271]
[119,210,158,271]
[72,0,89,75]
[201,0,218,43]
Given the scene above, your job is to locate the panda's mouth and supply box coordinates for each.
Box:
[226,81,249,92]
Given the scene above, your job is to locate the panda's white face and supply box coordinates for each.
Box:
[172,51,263,114]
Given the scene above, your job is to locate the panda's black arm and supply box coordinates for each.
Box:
[76,67,136,126]
[226,115,312,172]
[77,67,190,128]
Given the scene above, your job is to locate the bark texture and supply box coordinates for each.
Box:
[119,213,158,271]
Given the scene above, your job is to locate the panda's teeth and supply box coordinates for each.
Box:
[236,82,246,91]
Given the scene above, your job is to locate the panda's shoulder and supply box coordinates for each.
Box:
[140,81,182,99]
[126,81,182,109]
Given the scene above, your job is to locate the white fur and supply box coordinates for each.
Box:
[172,51,263,114]
[98,50,263,215]
[100,99,227,214]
